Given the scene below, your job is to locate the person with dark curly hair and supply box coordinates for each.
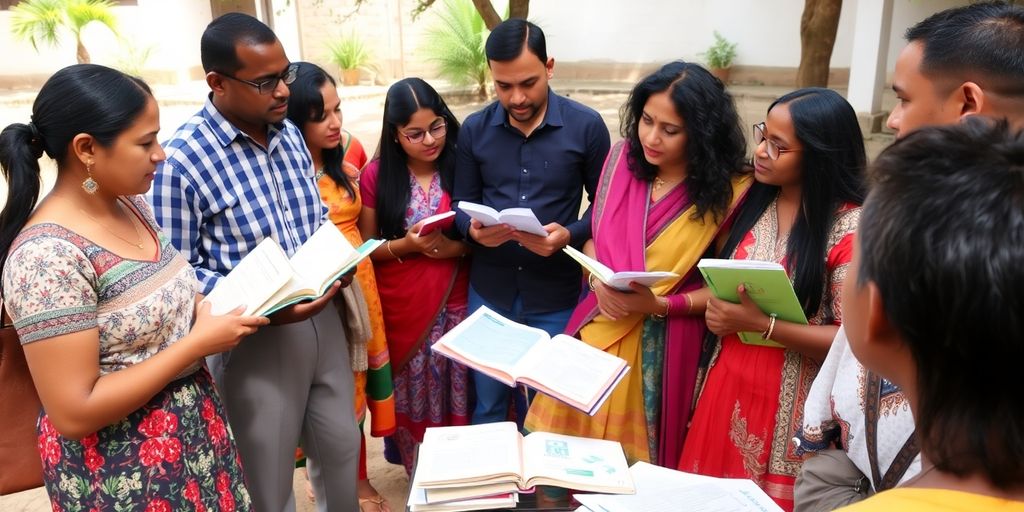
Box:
[678,88,866,511]
[525,61,751,469]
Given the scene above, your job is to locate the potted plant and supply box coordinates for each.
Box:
[704,31,738,84]
[327,33,373,86]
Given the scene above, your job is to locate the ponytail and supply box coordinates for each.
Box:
[0,123,44,273]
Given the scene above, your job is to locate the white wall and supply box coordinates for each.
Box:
[532,0,968,72]
[0,0,210,84]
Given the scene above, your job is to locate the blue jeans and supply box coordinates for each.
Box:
[468,285,575,428]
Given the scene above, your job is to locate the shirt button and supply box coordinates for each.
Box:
[521,195,527,200]
[522,169,528,174]
[517,266,523,271]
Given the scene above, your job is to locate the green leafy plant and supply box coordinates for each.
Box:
[10,0,118,64]
[421,0,490,99]
[113,39,155,77]
[704,31,738,70]
[326,32,374,71]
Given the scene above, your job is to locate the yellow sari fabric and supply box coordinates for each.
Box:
[525,175,751,463]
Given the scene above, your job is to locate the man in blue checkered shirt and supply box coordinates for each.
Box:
[150,14,359,511]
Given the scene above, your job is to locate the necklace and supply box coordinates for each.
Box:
[315,167,326,181]
[79,202,145,250]
[653,175,683,192]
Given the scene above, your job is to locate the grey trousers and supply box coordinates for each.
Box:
[208,308,359,512]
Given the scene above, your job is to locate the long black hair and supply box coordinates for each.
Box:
[720,88,866,318]
[372,78,460,240]
[286,61,356,201]
[620,61,747,222]
[0,64,153,274]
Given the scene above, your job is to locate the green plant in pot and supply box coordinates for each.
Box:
[704,31,737,84]
[327,33,373,86]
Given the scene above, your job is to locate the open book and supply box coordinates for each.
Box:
[417,211,456,237]
[432,306,630,415]
[563,246,679,291]
[697,258,808,347]
[203,223,383,317]
[413,422,635,495]
[458,201,548,237]
[574,461,782,512]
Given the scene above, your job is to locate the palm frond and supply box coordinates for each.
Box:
[421,0,488,90]
[10,0,65,51]
[65,0,118,36]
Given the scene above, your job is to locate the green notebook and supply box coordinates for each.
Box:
[697,258,808,348]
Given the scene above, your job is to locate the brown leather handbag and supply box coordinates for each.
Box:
[0,300,45,495]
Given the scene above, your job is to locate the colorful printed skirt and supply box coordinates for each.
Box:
[38,368,252,512]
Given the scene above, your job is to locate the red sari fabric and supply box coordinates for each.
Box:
[679,201,860,511]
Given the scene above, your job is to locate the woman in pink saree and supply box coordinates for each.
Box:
[525,62,751,468]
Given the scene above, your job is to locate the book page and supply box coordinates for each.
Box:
[605,271,679,292]
[260,224,358,311]
[458,201,501,226]
[574,461,782,512]
[435,306,549,380]
[202,238,293,316]
[521,431,633,493]
[517,334,627,411]
[415,422,523,487]
[562,246,614,282]
[496,208,548,237]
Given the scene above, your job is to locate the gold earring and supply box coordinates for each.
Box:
[82,160,98,194]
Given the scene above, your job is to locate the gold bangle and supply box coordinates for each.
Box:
[762,313,778,340]
[587,273,597,291]
[386,240,403,263]
[684,293,693,315]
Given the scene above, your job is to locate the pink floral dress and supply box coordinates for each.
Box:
[1,196,250,511]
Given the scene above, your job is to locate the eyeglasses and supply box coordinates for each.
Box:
[400,120,447,144]
[219,63,298,95]
[753,122,801,161]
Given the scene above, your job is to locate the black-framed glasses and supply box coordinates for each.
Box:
[219,63,298,95]
[753,122,801,161]
[400,120,447,144]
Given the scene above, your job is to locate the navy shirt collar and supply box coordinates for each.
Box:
[490,87,565,130]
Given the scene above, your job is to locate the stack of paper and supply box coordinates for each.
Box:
[408,423,635,512]
[574,461,782,512]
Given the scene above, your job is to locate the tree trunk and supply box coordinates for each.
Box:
[508,0,529,19]
[76,37,91,64]
[472,0,503,30]
[796,0,842,87]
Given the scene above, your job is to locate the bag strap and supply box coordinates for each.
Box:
[864,370,919,491]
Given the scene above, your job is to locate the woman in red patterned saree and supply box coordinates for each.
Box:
[679,88,866,511]
[358,78,471,478]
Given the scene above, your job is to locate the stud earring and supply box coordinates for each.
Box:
[82,160,98,194]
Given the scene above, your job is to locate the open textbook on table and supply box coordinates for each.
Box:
[574,461,782,512]
[203,223,383,317]
[413,422,635,495]
[432,306,630,415]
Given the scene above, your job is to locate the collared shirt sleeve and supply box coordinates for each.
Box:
[149,159,224,294]
[565,113,611,247]
[453,118,482,241]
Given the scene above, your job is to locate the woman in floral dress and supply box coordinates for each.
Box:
[0,65,266,509]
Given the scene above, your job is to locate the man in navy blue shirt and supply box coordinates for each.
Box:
[454,19,611,426]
